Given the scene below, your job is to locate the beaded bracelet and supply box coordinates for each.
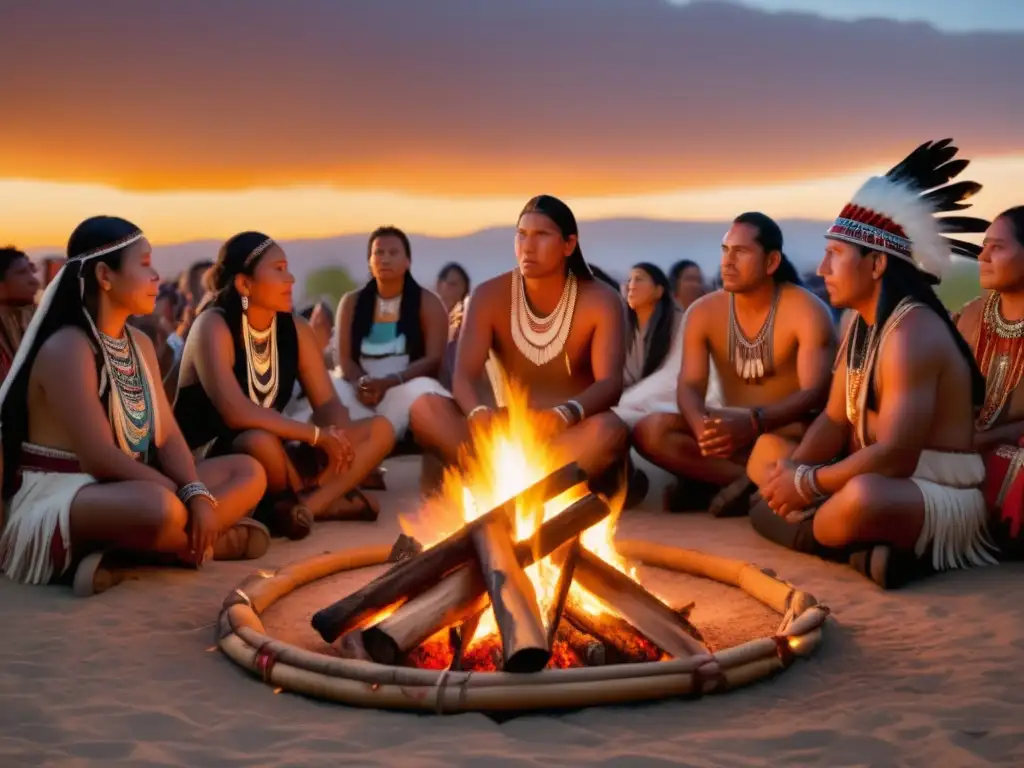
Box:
[794,464,826,505]
[178,481,218,508]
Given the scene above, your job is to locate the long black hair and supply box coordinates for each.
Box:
[629,262,676,377]
[668,259,701,289]
[204,231,278,325]
[851,249,985,409]
[437,262,470,293]
[733,212,803,286]
[997,206,1024,248]
[0,215,143,498]
[519,195,593,281]
[350,226,425,363]
[0,246,28,282]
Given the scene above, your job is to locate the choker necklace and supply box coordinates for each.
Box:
[727,288,780,384]
[377,293,402,317]
[242,314,279,407]
[510,268,578,367]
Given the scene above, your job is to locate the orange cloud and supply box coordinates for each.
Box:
[1,1,1022,198]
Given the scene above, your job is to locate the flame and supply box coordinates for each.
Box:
[400,381,635,646]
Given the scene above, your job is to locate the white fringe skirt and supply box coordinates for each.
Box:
[910,449,998,570]
[0,444,94,585]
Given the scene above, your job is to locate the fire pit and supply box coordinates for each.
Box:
[216,390,829,714]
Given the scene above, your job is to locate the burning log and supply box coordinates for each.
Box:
[545,540,581,647]
[388,534,423,564]
[362,493,610,664]
[563,597,661,664]
[572,548,709,659]
[449,609,485,671]
[471,512,549,673]
[555,617,608,666]
[311,461,587,643]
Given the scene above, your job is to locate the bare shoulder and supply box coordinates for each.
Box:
[955,294,985,337]
[780,283,835,331]
[882,305,953,369]
[293,313,318,348]
[468,273,511,316]
[579,277,622,310]
[338,289,360,311]
[190,306,229,337]
[418,286,447,317]
[684,290,726,326]
[34,326,96,386]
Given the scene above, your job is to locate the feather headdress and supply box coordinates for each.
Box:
[825,139,988,284]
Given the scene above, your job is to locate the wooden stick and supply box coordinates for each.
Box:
[572,548,709,659]
[555,618,607,666]
[337,632,372,662]
[312,461,586,642]
[362,493,609,663]
[449,609,485,671]
[563,597,659,664]
[471,512,549,673]
[545,540,581,647]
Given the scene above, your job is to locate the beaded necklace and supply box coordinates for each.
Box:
[975,291,1024,430]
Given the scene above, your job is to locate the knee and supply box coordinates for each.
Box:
[586,413,629,457]
[222,454,268,496]
[409,394,453,432]
[234,429,285,464]
[813,474,880,545]
[746,433,793,487]
[147,486,189,534]
[632,413,675,453]
[367,415,396,450]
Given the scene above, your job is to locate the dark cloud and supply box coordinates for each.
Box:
[1,0,1021,196]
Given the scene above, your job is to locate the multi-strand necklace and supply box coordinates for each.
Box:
[97,330,152,455]
[510,268,578,367]
[242,314,279,407]
[975,291,1024,430]
[727,288,780,383]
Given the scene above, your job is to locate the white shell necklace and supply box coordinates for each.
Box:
[510,268,578,367]
[242,314,279,407]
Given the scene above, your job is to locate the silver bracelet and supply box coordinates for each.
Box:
[566,399,585,421]
[178,482,218,508]
[468,405,491,419]
[312,425,320,445]
[553,405,574,425]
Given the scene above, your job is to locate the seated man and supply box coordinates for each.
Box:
[408,194,629,489]
[957,206,1024,557]
[752,138,996,588]
[632,212,835,515]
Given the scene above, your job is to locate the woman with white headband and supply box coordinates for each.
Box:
[173,231,395,539]
[0,216,269,596]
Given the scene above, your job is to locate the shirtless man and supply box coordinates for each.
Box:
[752,139,995,588]
[409,195,629,489]
[957,206,1024,556]
[632,212,835,516]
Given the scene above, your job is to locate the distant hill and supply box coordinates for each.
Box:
[27,217,980,308]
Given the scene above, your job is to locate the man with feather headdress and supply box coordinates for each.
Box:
[750,139,997,588]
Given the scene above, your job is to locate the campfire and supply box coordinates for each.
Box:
[312,386,707,673]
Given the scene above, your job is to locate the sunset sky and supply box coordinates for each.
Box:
[1,0,1021,248]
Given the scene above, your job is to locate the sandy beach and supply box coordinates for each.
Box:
[2,456,1023,767]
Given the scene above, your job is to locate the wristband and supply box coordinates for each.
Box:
[312,425,320,445]
[468,405,491,420]
[565,400,585,422]
[178,481,218,508]
[553,405,574,425]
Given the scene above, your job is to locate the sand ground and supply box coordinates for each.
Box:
[2,456,1023,767]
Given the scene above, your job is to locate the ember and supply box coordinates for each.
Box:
[313,383,706,672]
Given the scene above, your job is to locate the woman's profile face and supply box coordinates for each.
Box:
[369,235,410,284]
[245,244,295,313]
[100,238,160,317]
[625,267,662,310]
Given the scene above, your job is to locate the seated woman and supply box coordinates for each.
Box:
[435,262,471,316]
[174,232,394,539]
[331,227,450,447]
[0,217,268,596]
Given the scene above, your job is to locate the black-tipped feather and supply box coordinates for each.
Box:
[937,215,990,234]
[943,237,983,259]
[922,181,982,212]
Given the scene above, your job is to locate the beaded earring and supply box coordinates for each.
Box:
[241,296,249,312]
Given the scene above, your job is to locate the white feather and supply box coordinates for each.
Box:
[846,176,951,281]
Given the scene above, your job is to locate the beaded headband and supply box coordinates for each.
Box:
[244,238,275,267]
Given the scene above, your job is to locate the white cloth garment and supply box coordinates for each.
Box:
[0,447,94,585]
[612,312,723,428]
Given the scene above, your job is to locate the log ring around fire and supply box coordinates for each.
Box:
[216,539,829,714]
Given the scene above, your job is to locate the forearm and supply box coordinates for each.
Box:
[85,448,177,491]
[568,376,622,418]
[758,386,826,433]
[677,384,709,435]
[789,413,848,466]
[393,355,440,384]
[155,434,202,489]
[452,373,481,415]
[222,401,316,444]
[312,399,352,428]
[975,420,1024,451]
[814,442,918,495]
[338,357,367,385]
